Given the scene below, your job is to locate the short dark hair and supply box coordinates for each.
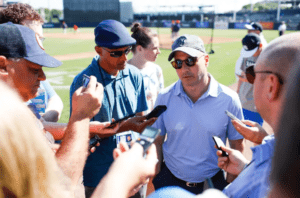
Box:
[0,3,44,24]
[130,22,158,53]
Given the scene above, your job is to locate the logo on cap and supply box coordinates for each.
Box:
[243,45,248,50]
[177,36,186,47]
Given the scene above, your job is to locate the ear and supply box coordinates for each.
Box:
[0,56,9,80]
[95,46,103,56]
[266,75,281,101]
[136,45,143,52]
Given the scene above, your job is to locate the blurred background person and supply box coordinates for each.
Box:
[278,21,286,36]
[171,20,181,42]
[0,3,63,122]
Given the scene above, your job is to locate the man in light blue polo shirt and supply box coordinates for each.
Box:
[152,35,244,195]
[217,33,300,198]
[70,20,156,198]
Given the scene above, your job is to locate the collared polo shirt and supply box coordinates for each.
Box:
[223,135,275,198]
[70,55,148,187]
[152,74,244,183]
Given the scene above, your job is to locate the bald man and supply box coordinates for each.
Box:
[216,32,300,198]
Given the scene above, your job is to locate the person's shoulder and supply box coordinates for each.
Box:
[159,81,178,96]
[126,63,142,74]
[217,82,240,100]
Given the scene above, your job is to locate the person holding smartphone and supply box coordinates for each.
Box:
[152,35,244,194]
[70,20,157,198]
[217,33,300,198]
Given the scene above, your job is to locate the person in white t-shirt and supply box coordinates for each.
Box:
[129,22,164,114]
[278,21,287,36]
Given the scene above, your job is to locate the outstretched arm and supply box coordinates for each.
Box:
[55,76,103,187]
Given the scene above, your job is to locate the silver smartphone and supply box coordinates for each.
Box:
[136,126,161,154]
[225,110,240,121]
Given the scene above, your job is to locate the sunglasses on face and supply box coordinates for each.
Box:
[171,55,205,69]
[245,66,284,84]
[103,47,132,58]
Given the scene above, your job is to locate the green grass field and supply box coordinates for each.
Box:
[42,27,295,123]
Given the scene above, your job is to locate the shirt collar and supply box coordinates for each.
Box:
[91,55,129,81]
[251,134,275,166]
[174,73,220,98]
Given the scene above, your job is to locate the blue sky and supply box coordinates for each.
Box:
[18,0,261,13]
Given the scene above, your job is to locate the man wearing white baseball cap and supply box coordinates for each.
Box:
[236,33,264,126]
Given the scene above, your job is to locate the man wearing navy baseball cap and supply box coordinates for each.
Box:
[0,22,61,101]
[0,22,104,193]
[70,20,156,198]
[152,34,244,194]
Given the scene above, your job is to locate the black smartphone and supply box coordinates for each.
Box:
[212,136,228,157]
[89,135,101,150]
[145,105,167,120]
[83,74,90,88]
[106,114,136,129]
[136,126,161,153]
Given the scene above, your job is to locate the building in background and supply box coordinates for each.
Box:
[63,0,120,25]
[120,1,133,22]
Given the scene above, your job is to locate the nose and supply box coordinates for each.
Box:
[38,69,46,81]
[120,53,128,62]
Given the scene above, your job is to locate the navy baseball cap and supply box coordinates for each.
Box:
[241,33,261,58]
[0,22,61,68]
[245,22,263,32]
[94,20,136,49]
[168,35,206,61]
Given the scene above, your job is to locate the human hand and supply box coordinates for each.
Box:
[232,120,268,144]
[71,76,103,120]
[118,116,157,133]
[90,121,120,138]
[217,146,249,176]
[110,142,157,197]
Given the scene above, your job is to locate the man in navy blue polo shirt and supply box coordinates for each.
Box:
[70,20,156,198]
[152,35,244,195]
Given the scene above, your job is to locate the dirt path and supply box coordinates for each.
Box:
[46,32,241,61]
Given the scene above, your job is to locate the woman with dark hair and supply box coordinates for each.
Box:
[129,22,164,114]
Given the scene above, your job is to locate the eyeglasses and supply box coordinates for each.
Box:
[103,47,132,58]
[171,55,205,69]
[245,66,284,84]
